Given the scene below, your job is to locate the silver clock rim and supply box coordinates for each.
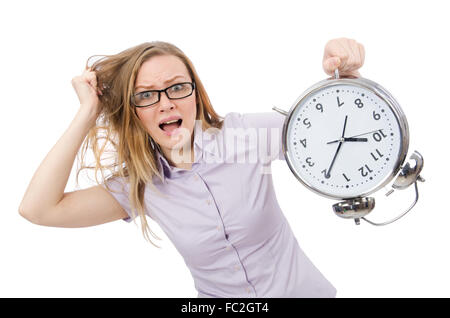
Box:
[282,76,410,200]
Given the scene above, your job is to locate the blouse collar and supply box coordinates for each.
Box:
[155,120,218,182]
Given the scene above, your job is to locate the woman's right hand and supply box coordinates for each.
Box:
[71,67,103,117]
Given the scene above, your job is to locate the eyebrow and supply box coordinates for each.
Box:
[135,75,187,90]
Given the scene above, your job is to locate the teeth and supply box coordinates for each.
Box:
[163,119,179,125]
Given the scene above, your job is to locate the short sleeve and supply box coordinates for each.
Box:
[100,177,135,223]
[225,111,286,162]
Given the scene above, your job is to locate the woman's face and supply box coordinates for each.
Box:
[134,54,197,153]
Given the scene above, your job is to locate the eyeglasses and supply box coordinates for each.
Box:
[131,82,196,108]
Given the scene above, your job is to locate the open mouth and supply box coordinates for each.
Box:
[159,119,183,134]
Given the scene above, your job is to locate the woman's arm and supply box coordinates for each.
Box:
[19,108,97,218]
[18,68,128,227]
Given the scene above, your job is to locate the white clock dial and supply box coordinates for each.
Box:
[286,83,404,199]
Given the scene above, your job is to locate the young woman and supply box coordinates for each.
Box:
[19,38,365,298]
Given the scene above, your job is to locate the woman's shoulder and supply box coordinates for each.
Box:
[101,175,129,193]
[222,111,247,128]
[222,111,284,130]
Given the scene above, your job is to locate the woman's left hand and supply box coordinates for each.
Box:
[322,37,365,78]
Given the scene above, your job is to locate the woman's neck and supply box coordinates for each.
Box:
[161,142,194,170]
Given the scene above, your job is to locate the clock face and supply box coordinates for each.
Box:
[285,81,406,199]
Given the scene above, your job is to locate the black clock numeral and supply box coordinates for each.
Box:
[337,96,344,107]
[316,103,323,113]
[354,98,364,108]
[321,169,330,179]
[372,129,387,142]
[305,157,315,167]
[358,164,373,177]
[343,173,351,182]
[303,118,312,129]
[370,149,384,161]
[300,138,307,148]
[373,110,381,120]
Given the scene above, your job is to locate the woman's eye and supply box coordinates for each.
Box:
[171,84,182,91]
[140,91,153,99]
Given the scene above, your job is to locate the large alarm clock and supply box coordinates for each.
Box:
[273,69,424,225]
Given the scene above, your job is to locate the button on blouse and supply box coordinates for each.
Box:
[102,111,337,298]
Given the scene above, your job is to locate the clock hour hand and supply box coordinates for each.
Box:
[345,137,368,142]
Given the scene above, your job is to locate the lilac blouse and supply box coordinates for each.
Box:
[101,111,337,298]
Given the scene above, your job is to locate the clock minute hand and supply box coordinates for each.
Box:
[325,115,348,178]
[326,140,343,178]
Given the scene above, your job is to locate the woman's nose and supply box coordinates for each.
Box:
[158,92,175,111]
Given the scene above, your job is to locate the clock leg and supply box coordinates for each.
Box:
[332,197,376,223]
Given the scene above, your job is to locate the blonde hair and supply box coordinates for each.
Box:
[75,41,224,248]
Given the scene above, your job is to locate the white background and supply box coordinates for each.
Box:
[1,0,448,297]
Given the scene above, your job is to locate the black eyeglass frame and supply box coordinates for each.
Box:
[131,81,196,108]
